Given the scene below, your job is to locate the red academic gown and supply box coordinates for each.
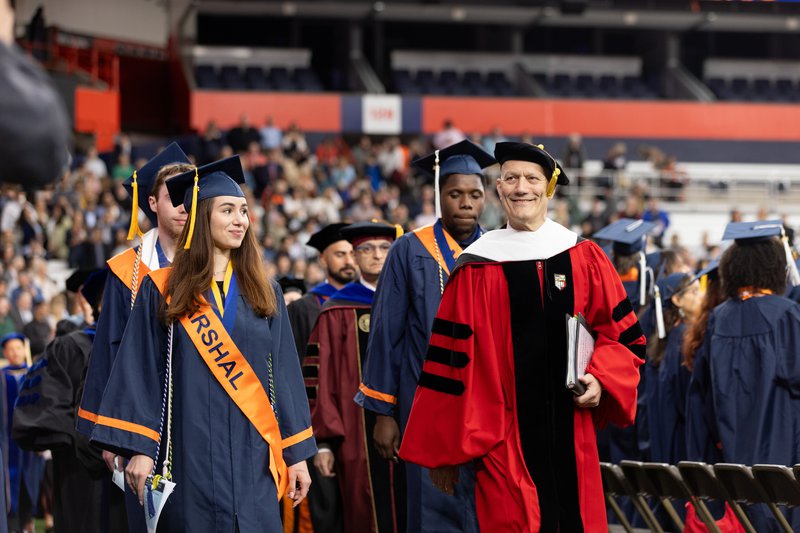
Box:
[305,283,404,533]
[400,223,643,533]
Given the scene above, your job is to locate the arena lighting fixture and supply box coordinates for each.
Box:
[451,7,466,21]
[281,2,296,16]
[623,12,638,25]
[373,1,385,13]
[787,17,799,30]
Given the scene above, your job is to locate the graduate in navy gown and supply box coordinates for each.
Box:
[76,143,193,533]
[645,273,702,465]
[687,220,800,531]
[354,140,494,533]
[90,157,316,533]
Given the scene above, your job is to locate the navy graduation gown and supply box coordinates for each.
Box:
[687,294,800,531]
[354,226,479,533]
[91,273,316,533]
[646,323,690,464]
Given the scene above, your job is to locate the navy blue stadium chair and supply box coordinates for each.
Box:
[532,72,548,85]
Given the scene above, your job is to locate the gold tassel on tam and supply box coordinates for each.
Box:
[126,170,142,240]
[183,168,200,250]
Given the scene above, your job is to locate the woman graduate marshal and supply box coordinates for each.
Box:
[89,157,316,532]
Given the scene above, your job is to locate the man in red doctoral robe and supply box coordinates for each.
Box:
[399,142,644,532]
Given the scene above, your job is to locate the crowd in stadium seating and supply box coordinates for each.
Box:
[0,115,787,383]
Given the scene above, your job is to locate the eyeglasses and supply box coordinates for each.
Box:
[498,174,546,186]
[354,243,392,254]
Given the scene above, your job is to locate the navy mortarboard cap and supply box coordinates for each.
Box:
[654,272,691,339]
[494,142,569,197]
[412,139,496,220]
[412,139,496,179]
[658,272,691,306]
[722,220,784,244]
[340,221,403,247]
[593,218,657,256]
[722,220,800,287]
[123,142,191,235]
[65,268,95,293]
[693,259,720,283]
[307,223,349,254]
[278,277,307,296]
[0,332,26,348]
[80,269,108,309]
[166,156,246,249]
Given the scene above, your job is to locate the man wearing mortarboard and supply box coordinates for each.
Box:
[286,223,358,533]
[354,139,493,533]
[305,221,403,533]
[687,220,800,531]
[77,142,193,533]
[399,142,644,532]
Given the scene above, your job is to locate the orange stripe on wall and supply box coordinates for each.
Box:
[75,87,120,152]
[191,92,341,133]
[422,97,800,142]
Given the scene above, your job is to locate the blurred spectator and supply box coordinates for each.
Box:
[282,123,310,165]
[227,114,260,153]
[199,120,225,165]
[83,147,108,179]
[11,272,42,307]
[351,136,373,171]
[642,197,670,248]
[259,116,283,150]
[113,132,135,162]
[111,153,134,182]
[0,296,17,336]
[562,133,586,188]
[482,126,507,154]
[14,291,33,326]
[433,119,465,150]
[315,137,341,168]
[729,208,743,223]
[600,142,627,192]
[23,298,52,358]
[659,155,688,202]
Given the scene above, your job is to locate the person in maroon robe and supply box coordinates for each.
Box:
[305,221,405,533]
[399,142,644,533]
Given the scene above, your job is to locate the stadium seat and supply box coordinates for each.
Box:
[713,463,793,533]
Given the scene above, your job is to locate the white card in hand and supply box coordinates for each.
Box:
[112,457,125,491]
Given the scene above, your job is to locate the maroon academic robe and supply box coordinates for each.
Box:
[399,223,644,533]
[304,282,404,533]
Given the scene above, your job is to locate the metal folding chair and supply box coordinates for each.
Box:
[618,460,666,532]
[752,464,800,508]
[641,462,702,532]
[677,461,749,533]
[713,463,792,533]
[599,462,635,533]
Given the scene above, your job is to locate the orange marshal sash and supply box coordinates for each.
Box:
[148,269,288,499]
[107,246,151,292]
[412,224,463,276]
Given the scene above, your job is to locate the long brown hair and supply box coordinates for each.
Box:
[682,276,725,371]
[163,197,277,323]
[647,274,692,368]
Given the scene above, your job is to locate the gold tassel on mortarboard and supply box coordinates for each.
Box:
[183,168,200,250]
[126,170,143,241]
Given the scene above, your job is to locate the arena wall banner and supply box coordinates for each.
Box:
[188,91,800,142]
